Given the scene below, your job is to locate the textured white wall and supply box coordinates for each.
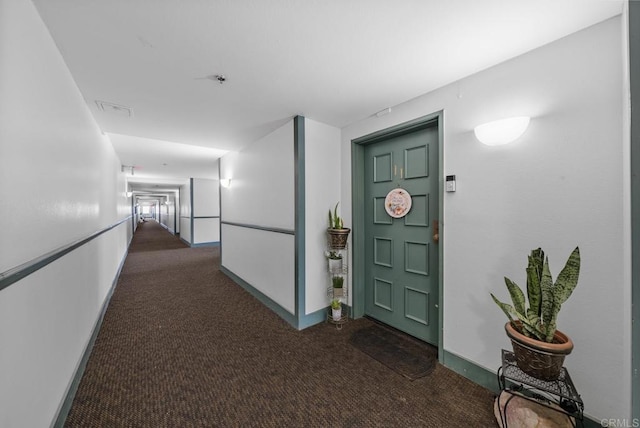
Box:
[221,224,295,313]
[220,119,295,314]
[179,183,192,243]
[191,178,219,243]
[304,119,342,315]
[193,218,220,243]
[192,178,219,217]
[220,120,294,230]
[342,17,628,420]
[0,0,131,426]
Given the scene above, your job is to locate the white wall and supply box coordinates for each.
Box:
[0,0,131,426]
[179,183,192,244]
[161,195,176,234]
[220,119,295,314]
[342,17,628,421]
[304,119,342,315]
[221,121,295,230]
[192,178,219,244]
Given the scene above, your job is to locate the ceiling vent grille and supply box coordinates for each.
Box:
[95,100,133,117]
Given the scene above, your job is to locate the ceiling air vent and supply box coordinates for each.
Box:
[95,100,133,117]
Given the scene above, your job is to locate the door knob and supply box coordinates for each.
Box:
[432,220,439,244]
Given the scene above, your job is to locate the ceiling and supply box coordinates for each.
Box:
[32,0,623,192]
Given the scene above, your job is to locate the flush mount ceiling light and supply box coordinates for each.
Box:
[474,116,530,146]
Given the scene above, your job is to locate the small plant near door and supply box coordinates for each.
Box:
[331,299,342,321]
[327,202,350,249]
[326,250,343,271]
[332,275,344,298]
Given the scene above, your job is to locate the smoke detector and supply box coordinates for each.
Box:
[208,74,227,84]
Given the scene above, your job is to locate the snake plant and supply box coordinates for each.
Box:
[491,247,580,343]
[328,202,344,229]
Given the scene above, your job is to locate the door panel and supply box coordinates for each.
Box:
[364,125,439,344]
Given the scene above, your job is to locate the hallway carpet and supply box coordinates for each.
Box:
[65,221,497,427]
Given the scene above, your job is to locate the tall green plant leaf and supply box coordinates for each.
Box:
[504,277,526,316]
[553,246,580,305]
[490,294,515,321]
[526,248,544,317]
[545,319,558,343]
[540,256,554,331]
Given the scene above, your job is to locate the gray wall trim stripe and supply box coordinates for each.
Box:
[220,265,297,327]
[193,216,220,219]
[294,115,305,322]
[630,1,640,419]
[221,221,295,236]
[0,215,132,292]
[53,246,129,427]
[190,242,220,248]
[441,350,499,393]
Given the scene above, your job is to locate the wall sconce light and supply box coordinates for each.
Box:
[474,116,530,146]
[220,178,231,188]
[126,191,133,198]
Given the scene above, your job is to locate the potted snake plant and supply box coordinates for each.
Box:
[491,246,580,381]
[327,202,350,249]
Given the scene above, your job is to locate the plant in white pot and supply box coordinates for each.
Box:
[326,250,343,272]
[491,246,580,381]
[332,275,344,298]
[331,299,342,321]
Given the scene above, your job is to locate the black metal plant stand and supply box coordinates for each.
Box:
[497,349,584,428]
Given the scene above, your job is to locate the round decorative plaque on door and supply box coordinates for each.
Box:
[385,188,412,218]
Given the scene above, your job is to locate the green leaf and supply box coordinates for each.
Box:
[545,319,557,343]
[521,319,545,341]
[491,294,515,321]
[526,248,544,317]
[540,256,555,328]
[554,246,580,305]
[504,277,526,316]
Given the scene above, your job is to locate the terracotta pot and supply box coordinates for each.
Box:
[505,321,573,381]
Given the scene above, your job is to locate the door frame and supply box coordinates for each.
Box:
[351,111,444,357]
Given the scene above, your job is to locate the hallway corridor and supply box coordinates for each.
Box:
[64,221,495,427]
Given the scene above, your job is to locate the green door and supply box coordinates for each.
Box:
[363,125,439,344]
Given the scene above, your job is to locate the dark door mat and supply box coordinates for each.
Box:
[349,324,437,380]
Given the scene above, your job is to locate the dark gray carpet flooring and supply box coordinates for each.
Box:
[64,220,497,427]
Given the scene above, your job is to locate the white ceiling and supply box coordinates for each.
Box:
[32,0,623,190]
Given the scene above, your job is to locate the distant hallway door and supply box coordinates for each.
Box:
[363,123,439,344]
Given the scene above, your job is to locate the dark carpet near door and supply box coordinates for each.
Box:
[349,324,437,380]
[65,221,497,428]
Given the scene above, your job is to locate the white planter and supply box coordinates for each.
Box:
[328,258,343,271]
[332,307,342,321]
